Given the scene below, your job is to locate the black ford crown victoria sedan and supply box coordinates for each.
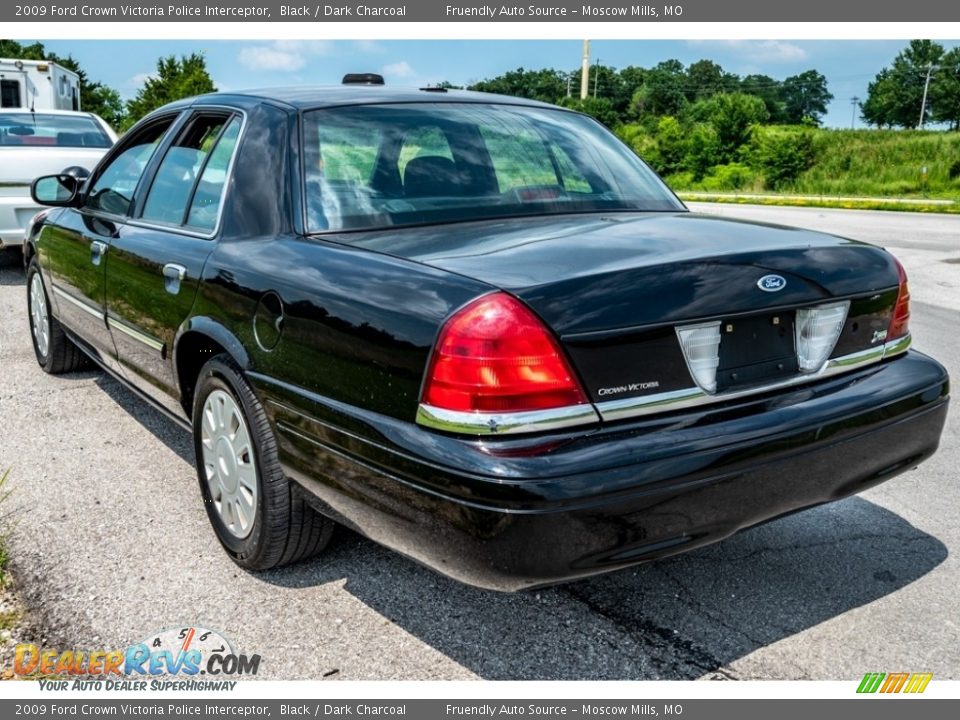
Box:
[24,81,949,590]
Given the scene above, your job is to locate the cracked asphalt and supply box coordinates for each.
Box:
[0,204,957,680]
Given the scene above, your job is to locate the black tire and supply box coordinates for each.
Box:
[26,258,88,374]
[192,355,334,570]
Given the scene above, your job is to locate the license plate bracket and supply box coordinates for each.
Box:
[716,312,799,392]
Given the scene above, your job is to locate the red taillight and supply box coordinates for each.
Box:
[422,292,588,413]
[888,257,911,341]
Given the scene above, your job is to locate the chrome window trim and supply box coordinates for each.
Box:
[416,403,600,436]
[597,335,912,423]
[126,106,247,241]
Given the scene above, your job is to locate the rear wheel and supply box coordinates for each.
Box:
[192,356,333,570]
[26,258,87,374]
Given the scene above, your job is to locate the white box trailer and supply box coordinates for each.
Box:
[0,58,81,112]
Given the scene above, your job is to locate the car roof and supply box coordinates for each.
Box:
[0,109,101,117]
[185,85,565,112]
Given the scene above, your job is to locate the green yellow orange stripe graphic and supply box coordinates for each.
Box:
[857,672,933,694]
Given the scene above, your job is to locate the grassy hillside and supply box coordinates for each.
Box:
[624,125,960,200]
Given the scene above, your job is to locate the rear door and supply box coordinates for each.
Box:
[104,110,243,416]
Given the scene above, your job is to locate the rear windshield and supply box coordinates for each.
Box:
[0,113,112,148]
[302,102,683,233]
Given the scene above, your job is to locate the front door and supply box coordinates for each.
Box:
[38,116,178,370]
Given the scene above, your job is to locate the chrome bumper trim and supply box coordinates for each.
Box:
[416,402,600,436]
[417,335,912,435]
[597,335,912,422]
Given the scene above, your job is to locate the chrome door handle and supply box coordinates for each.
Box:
[90,240,108,265]
[162,263,186,282]
[162,263,187,294]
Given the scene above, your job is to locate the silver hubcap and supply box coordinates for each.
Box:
[30,273,50,358]
[200,389,258,539]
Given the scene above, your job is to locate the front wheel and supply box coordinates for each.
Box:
[26,258,87,374]
[192,356,333,570]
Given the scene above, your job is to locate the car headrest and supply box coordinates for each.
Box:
[403,156,459,198]
[57,132,85,146]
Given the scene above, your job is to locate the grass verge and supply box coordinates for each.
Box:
[677,193,960,214]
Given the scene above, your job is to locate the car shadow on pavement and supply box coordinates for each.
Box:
[0,262,26,285]
[255,497,946,680]
[87,369,948,680]
[93,374,195,465]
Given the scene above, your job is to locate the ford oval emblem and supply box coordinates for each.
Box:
[757,274,787,292]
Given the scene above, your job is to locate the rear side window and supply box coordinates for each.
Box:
[186,116,242,231]
[141,113,241,232]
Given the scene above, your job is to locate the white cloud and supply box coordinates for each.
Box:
[129,72,156,88]
[238,41,332,73]
[381,61,415,78]
[238,46,305,72]
[688,40,809,64]
[354,40,386,54]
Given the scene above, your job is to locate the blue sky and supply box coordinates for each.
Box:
[34,39,960,128]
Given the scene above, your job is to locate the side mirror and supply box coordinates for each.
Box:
[31,174,84,207]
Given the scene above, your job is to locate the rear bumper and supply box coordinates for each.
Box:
[257,350,949,591]
[0,193,39,248]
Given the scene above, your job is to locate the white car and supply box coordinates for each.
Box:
[0,109,117,254]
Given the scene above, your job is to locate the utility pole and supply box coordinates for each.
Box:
[580,39,590,100]
[850,96,860,129]
[593,59,600,98]
[566,73,572,98]
[918,63,936,129]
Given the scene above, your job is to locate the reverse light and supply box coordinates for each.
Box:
[796,301,850,373]
[421,293,587,413]
[888,257,911,342]
[676,322,722,394]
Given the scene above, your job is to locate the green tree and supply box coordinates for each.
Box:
[630,60,688,119]
[685,59,738,102]
[751,127,817,188]
[688,92,769,162]
[740,74,786,123]
[780,70,833,125]
[862,40,945,128]
[468,67,566,104]
[0,39,125,126]
[557,96,620,128]
[567,64,629,116]
[860,69,898,128]
[125,53,216,129]
[0,39,47,59]
[683,123,721,181]
[931,47,960,130]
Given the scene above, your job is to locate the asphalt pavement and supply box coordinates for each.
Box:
[0,203,957,680]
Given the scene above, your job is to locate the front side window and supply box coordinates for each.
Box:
[85,118,174,216]
[302,102,683,234]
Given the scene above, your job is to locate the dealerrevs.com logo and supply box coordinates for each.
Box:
[13,626,260,691]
